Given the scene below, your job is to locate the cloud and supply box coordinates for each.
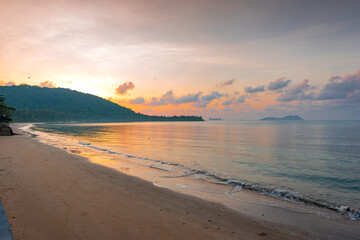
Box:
[147,97,167,106]
[193,101,210,108]
[173,93,201,104]
[129,97,145,104]
[202,91,227,101]
[221,98,235,105]
[163,90,202,104]
[244,85,265,93]
[277,79,314,102]
[39,81,56,88]
[115,81,135,95]
[267,77,291,91]
[0,81,15,86]
[274,70,360,106]
[316,70,360,100]
[217,79,236,87]
[328,76,342,82]
[144,90,203,107]
[161,90,174,100]
[235,95,246,103]
[348,90,360,103]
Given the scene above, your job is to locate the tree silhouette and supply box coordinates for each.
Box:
[0,94,15,120]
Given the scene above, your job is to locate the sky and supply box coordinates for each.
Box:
[1,0,360,120]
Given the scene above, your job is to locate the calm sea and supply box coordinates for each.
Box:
[28,121,360,220]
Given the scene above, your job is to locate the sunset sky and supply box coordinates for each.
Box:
[1,0,360,120]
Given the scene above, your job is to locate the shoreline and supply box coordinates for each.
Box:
[0,125,357,239]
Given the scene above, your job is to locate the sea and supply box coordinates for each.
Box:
[21,121,360,223]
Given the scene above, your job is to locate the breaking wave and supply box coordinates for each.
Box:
[75,140,360,221]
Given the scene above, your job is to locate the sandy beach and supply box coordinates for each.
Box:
[0,126,339,239]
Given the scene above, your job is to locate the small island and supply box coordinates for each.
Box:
[209,117,223,121]
[260,115,304,121]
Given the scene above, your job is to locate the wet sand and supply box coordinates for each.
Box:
[0,126,329,239]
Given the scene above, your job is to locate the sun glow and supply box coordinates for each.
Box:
[62,76,111,98]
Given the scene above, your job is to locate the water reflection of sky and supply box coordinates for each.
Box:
[34,121,360,207]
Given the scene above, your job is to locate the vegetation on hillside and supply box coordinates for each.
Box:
[0,94,15,120]
[0,85,203,122]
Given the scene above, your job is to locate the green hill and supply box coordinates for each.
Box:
[0,85,203,122]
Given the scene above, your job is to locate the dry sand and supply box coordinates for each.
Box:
[0,127,322,240]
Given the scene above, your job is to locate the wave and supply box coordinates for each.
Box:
[72,140,360,221]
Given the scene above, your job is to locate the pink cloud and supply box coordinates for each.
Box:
[277,79,313,102]
[116,82,135,95]
[316,69,360,100]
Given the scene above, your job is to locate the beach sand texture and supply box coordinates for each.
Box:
[1,128,321,240]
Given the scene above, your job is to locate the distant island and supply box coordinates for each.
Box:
[208,118,223,121]
[260,115,304,121]
[0,85,204,122]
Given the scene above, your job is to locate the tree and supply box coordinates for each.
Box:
[0,94,16,119]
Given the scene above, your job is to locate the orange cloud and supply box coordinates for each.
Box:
[39,81,56,88]
[116,82,135,95]
[0,80,15,86]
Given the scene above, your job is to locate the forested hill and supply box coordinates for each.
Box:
[260,115,304,121]
[0,85,203,122]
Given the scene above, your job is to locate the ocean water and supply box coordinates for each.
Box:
[26,121,360,220]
